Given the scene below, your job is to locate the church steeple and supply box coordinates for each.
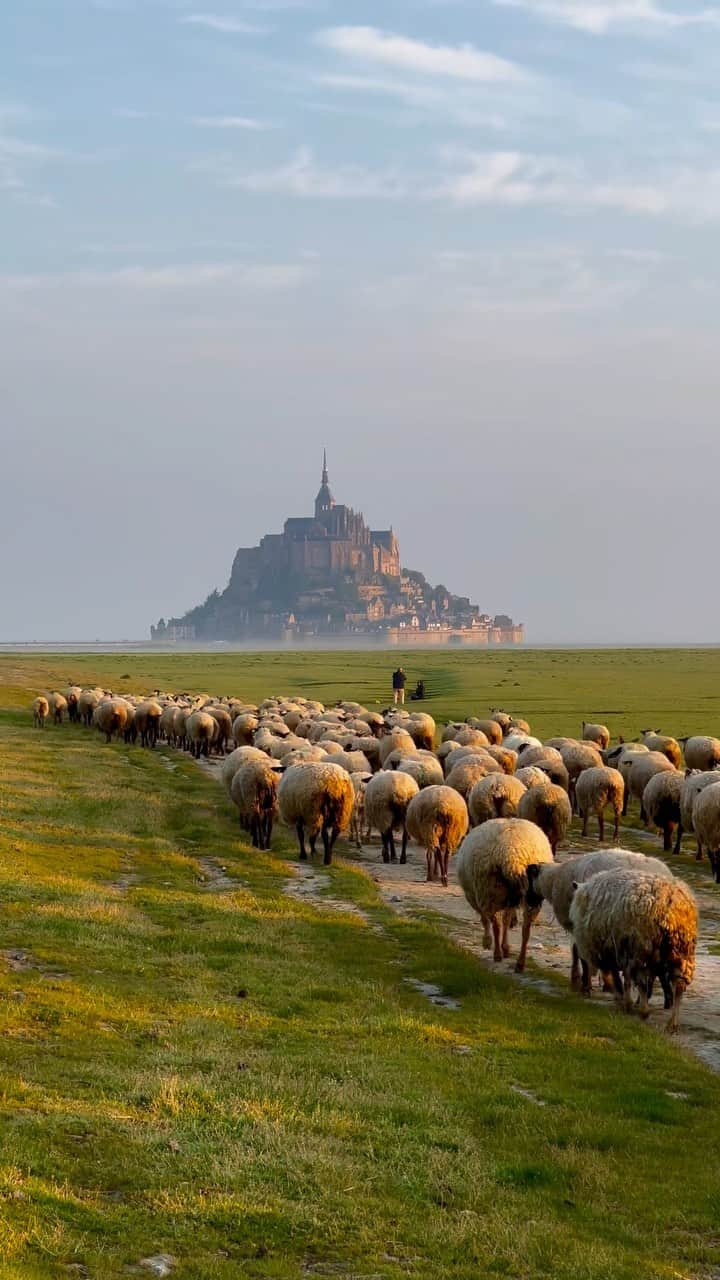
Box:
[315,449,335,518]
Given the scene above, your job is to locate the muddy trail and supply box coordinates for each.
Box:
[344,832,720,1071]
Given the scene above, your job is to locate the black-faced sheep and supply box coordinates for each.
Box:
[642,769,684,853]
[278,762,354,865]
[230,758,280,850]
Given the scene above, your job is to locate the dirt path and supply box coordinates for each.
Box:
[343,836,720,1070]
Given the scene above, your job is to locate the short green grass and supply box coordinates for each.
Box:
[5,646,720,740]
[1,653,720,1278]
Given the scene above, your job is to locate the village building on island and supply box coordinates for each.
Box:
[152,456,524,646]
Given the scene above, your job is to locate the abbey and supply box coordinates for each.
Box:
[152,457,523,645]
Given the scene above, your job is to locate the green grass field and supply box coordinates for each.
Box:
[1,650,720,1279]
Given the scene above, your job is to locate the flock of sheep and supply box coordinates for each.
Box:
[34,687,720,1032]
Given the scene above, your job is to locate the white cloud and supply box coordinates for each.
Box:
[225,146,406,198]
[179,14,269,34]
[492,0,720,34]
[315,73,508,129]
[316,26,527,82]
[3,262,310,291]
[191,115,274,130]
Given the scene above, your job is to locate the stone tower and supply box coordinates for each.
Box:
[314,449,334,519]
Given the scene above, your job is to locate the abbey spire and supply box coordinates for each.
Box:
[315,448,335,518]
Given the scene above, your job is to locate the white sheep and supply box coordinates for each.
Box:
[575,766,624,844]
[32,696,49,728]
[456,819,554,971]
[626,751,676,824]
[349,772,372,849]
[642,769,684,853]
[405,785,469,886]
[692,784,720,882]
[396,754,444,789]
[569,869,697,1031]
[230,757,280,849]
[517,783,572,856]
[680,736,720,772]
[278,762,354,864]
[467,774,526,827]
[364,769,420,863]
[582,721,610,750]
[526,849,673,988]
[680,771,720,860]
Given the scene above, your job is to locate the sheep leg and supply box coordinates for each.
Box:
[580,959,592,997]
[666,983,683,1034]
[570,943,581,988]
[663,824,673,854]
[623,969,635,1014]
[515,907,537,973]
[613,809,620,844]
[622,788,628,817]
[264,815,273,850]
[491,916,503,963]
[296,821,308,861]
[598,811,605,843]
[400,827,408,864]
[250,817,260,849]
[673,823,683,856]
[696,839,703,862]
[481,915,492,950]
[389,831,397,863]
[609,967,624,1000]
[636,978,651,1020]
[659,974,674,1010]
[500,911,512,958]
[440,850,449,888]
[381,832,390,865]
[640,801,648,826]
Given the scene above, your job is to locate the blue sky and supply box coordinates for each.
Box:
[3,1,720,642]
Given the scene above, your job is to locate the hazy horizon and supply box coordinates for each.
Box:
[3,1,720,645]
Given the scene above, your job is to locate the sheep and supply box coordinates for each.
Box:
[329,749,372,775]
[569,869,697,1030]
[507,717,531,735]
[396,754,444,789]
[230,758,280,849]
[94,698,129,743]
[232,713,259,747]
[558,741,604,811]
[278,762,354,864]
[206,706,233,753]
[640,731,683,769]
[441,722,466,743]
[445,754,501,800]
[32,696,49,729]
[456,818,553,971]
[378,728,417,766]
[680,771,720,859]
[468,774,526,827]
[349,772,372,849]
[515,766,553,790]
[172,706,191,751]
[78,688,101,727]
[65,685,82,723]
[220,745,270,793]
[503,733,542,755]
[534,759,570,793]
[526,849,674,988]
[186,710,217,759]
[692,785,720,882]
[489,710,512,733]
[643,770,684,854]
[159,703,178,744]
[680,736,720,772]
[626,751,675,823]
[582,722,611,750]
[405,785,469,886]
[517,745,564,771]
[481,745,518,775]
[407,713,436,751]
[123,703,138,745]
[575,766,625,844]
[453,727,490,749]
[517,783,572,856]
[135,700,162,749]
[465,718,503,746]
[364,770,420,863]
[48,692,68,725]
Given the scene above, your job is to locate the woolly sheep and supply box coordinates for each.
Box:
[466,718,503,746]
[468,774,526,827]
[643,769,684,853]
[230,757,280,849]
[559,741,604,810]
[364,769,419,863]
[680,771,720,859]
[220,745,270,793]
[78,688,101,727]
[65,685,82,722]
[489,711,512,733]
[575,766,624,844]
[582,722,611,750]
[206,706,233,753]
[569,870,697,1030]
[517,745,564,771]
[396,755,444,789]
[32,696,49,728]
[453,727,490,749]
[445,755,501,800]
[533,759,570,793]
[231,713,259,748]
[527,849,674,987]
[441,722,466,743]
[48,691,68,724]
[517,783,572,855]
[640,731,683,769]
[135,700,162,749]
[378,728,417,766]
[186,710,217,759]
[507,717,531,735]
[626,751,675,823]
[407,713,436,751]
[405,785,469,886]
[680,736,720,772]
[437,740,463,774]
[692,785,720,882]
[456,818,553,971]
[349,772,372,849]
[503,733,542,755]
[94,697,129,743]
[482,745,518,775]
[515,766,552,790]
[278,762,354,864]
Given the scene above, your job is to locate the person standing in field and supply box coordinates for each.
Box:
[392,667,407,705]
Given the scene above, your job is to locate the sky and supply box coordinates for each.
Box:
[2,0,720,644]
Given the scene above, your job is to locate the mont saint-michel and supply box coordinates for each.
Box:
[152,457,524,647]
